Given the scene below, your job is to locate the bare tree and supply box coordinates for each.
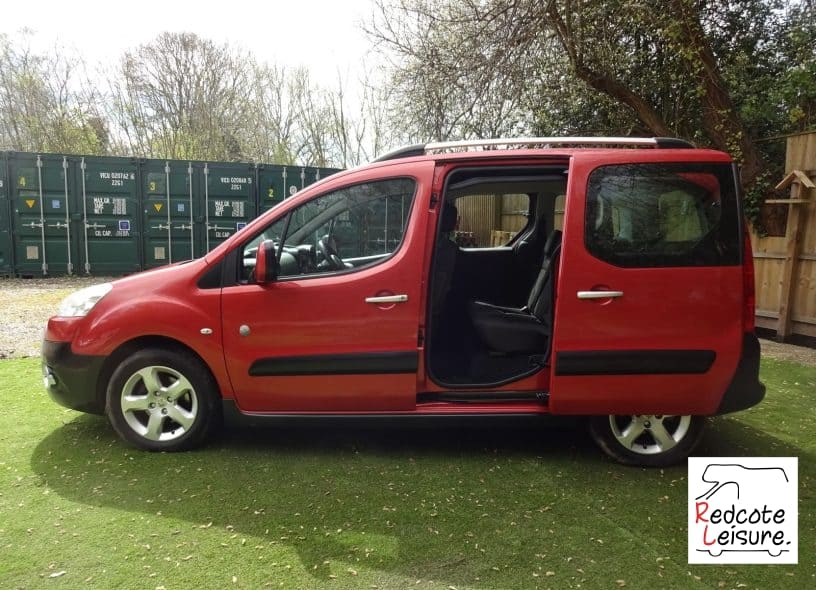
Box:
[367,0,538,142]
[287,66,407,167]
[0,31,105,154]
[0,28,389,169]
[240,63,299,164]
[322,71,394,167]
[107,32,255,161]
[368,0,772,186]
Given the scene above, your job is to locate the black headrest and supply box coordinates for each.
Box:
[441,202,458,233]
[543,230,562,257]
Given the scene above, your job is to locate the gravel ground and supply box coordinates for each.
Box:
[1,277,814,366]
[0,277,109,359]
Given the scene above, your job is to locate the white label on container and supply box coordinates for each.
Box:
[26,245,39,260]
[154,246,166,260]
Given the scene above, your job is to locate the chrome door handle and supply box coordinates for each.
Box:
[365,294,408,304]
[577,290,624,299]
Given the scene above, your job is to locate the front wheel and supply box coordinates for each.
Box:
[589,414,705,467]
[106,348,220,451]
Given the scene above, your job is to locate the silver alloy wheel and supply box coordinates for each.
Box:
[608,415,692,455]
[119,365,199,442]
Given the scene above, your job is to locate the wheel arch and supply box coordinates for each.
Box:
[97,336,222,413]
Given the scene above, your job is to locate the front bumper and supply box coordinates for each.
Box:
[42,340,106,415]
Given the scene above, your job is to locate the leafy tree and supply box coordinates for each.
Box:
[777,2,816,132]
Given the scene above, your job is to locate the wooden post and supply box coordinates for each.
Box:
[770,169,815,341]
[776,182,804,340]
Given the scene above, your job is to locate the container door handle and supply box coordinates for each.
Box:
[577,290,624,299]
[365,294,408,304]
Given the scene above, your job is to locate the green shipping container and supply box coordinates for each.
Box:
[0,151,343,276]
[0,153,12,276]
[256,164,287,214]
[199,162,256,257]
[78,156,142,275]
[142,160,196,269]
[305,166,340,187]
[8,153,78,276]
[256,164,340,215]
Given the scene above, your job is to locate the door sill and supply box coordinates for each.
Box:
[417,390,548,404]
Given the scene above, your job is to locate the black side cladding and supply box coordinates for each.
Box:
[249,351,419,377]
[555,350,716,376]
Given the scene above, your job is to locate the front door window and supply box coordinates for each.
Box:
[241,178,415,281]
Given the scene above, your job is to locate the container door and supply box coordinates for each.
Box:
[549,158,745,416]
[10,154,78,276]
[78,157,141,275]
[256,164,286,215]
[0,154,12,276]
[221,165,431,413]
[142,161,196,268]
[199,163,256,257]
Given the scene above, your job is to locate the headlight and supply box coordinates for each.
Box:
[57,283,113,317]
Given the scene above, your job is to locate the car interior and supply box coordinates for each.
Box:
[427,166,569,387]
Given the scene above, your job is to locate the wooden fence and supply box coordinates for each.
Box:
[752,131,816,340]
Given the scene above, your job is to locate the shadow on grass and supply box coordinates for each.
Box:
[29,414,814,588]
[30,416,595,582]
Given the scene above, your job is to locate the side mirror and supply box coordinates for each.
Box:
[255,240,279,284]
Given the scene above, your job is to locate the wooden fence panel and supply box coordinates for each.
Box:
[751,131,816,340]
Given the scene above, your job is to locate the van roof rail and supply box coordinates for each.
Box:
[373,136,695,162]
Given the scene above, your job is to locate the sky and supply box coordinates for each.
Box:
[1,0,377,85]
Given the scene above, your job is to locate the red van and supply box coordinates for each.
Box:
[42,138,764,466]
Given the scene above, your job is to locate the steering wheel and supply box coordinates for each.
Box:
[317,234,345,270]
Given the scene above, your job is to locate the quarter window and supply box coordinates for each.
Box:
[585,163,740,267]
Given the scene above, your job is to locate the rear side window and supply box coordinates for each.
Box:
[585,163,740,267]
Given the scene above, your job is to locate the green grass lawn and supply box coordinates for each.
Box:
[0,358,813,590]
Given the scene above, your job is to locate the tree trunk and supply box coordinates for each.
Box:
[573,63,673,138]
[668,0,764,187]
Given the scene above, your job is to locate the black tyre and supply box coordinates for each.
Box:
[589,414,705,467]
[105,348,220,451]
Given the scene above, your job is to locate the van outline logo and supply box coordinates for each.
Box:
[696,463,788,502]
[688,457,797,564]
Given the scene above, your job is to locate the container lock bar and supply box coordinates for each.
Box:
[36,155,47,275]
[204,163,210,253]
[165,162,172,263]
[62,156,73,275]
[80,158,90,274]
[188,162,194,257]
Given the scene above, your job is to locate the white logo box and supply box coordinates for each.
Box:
[688,457,798,564]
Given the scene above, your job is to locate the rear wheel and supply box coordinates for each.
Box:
[589,414,705,466]
[106,348,220,451]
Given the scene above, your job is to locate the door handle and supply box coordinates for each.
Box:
[365,294,408,304]
[577,290,624,299]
